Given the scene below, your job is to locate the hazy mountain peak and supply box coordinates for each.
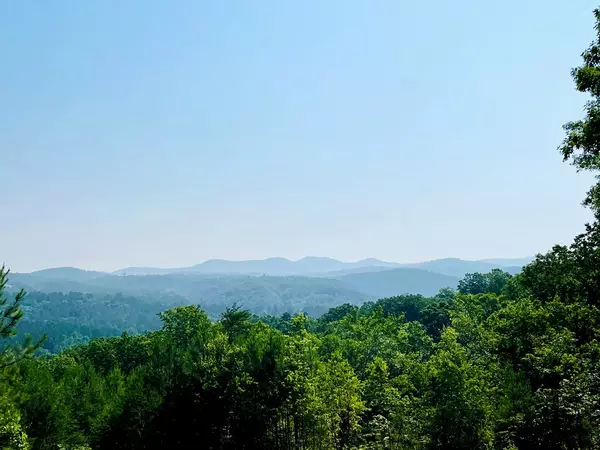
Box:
[106,256,535,277]
[28,267,107,281]
[477,257,535,267]
[297,256,340,262]
[31,266,79,273]
[357,258,387,264]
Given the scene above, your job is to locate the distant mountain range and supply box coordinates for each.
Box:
[8,269,457,316]
[112,257,399,276]
[402,258,524,278]
[6,256,534,318]
[337,268,461,298]
[110,256,532,277]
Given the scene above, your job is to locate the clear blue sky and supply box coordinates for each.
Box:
[1,0,598,272]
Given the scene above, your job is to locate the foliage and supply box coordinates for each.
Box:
[0,266,38,449]
[560,8,600,215]
[8,274,371,320]
[4,258,600,450]
[5,237,600,450]
[457,269,512,296]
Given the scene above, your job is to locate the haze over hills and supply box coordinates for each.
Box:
[110,256,532,277]
[6,255,527,353]
[337,268,460,298]
[112,256,400,276]
[477,257,535,267]
[6,256,532,321]
[25,267,109,281]
[402,258,526,278]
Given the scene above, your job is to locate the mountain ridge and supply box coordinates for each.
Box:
[14,256,533,278]
[7,257,532,318]
[110,256,532,277]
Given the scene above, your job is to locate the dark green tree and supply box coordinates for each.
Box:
[560,8,600,216]
[0,266,42,449]
[458,270,512,296]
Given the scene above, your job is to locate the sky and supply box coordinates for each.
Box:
[1,0,599,272]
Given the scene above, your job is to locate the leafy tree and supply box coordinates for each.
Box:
[0,267,43,449]
[319,303,358,325]
[434,287,456,302]
[518,224,600,306]
[1,267,41,368]
[220,303,252,342]
[424,328,496,450]
[560,8,600,216]
[458,269,512,296]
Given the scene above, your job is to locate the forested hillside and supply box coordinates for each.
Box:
[15,292,184,354]
[10,257,525,300]
[337,268,459,298]
[5,257,527,354]
[11,284,368,354]
[6,259,516,352]
[9,270,451,302]
[10,268,460,354]
[2,245,600,449]
[5,265,466,354]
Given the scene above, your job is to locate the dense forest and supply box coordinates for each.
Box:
[14,292,179,354]
[4,8,600,450]
[5,261,519,354]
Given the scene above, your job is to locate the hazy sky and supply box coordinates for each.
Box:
[1,1,598,272]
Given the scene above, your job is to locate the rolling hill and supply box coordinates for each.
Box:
[28,267,108,281]
[7,256,530,320]
[403,258,523,278]
[111,256,531,277]
[338,268,460,298]
[477,257,535,267]
[113,257,400,276]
